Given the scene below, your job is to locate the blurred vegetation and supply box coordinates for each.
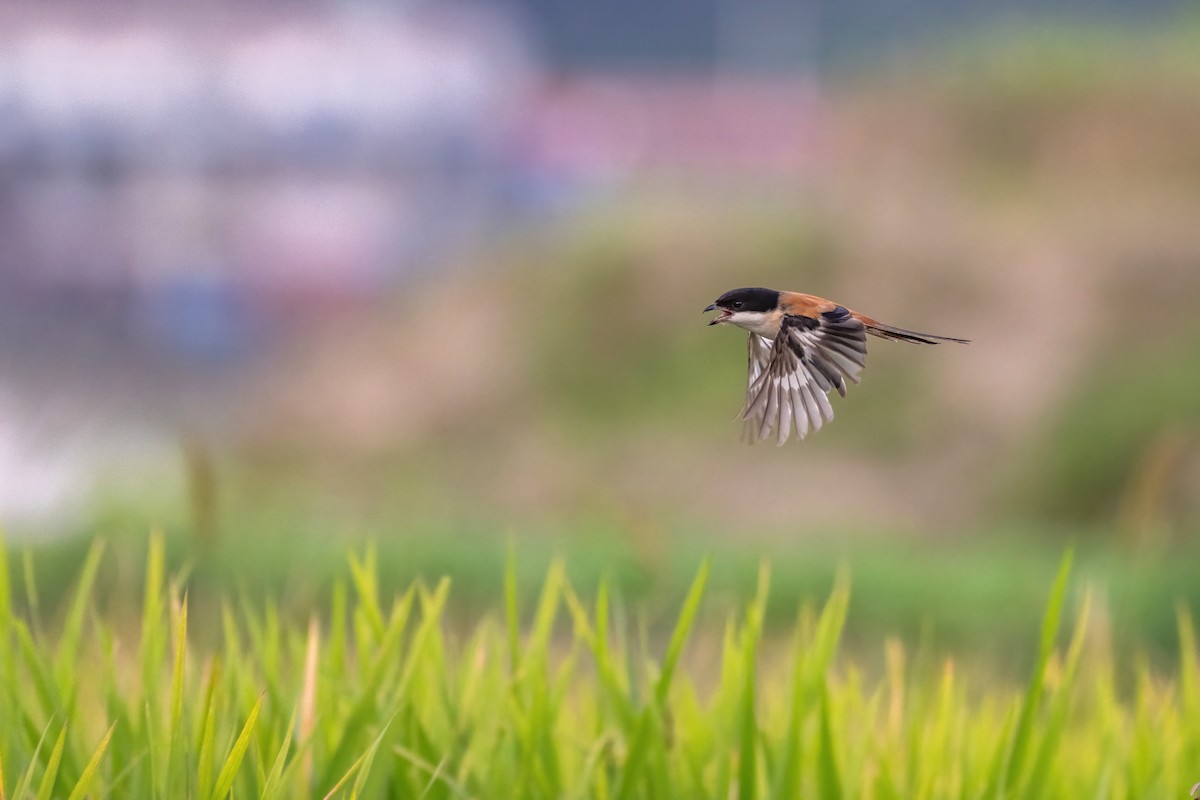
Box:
[1015,324,1200,528]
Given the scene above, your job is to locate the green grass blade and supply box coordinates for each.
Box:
[990,550,1073,799]
[816,686,843,800]
[53,538,105,696]
[654,559,710,708]
[614,561,713,800]
[272,723,321,795]
[209,694,262,800]
[737,562,769,800]
[347,547,385,642]
[318,585,414,791]
[591,579,634,730]
[773,570,850,800]
[13,718,54,800]
[525,559,565,669]
[139,533,167,718]
[737,637,759,800]
[614,710,656,800]
[65,721,116,800]
[347,716,395,800]
[322,716,395,800]
[166,593,189,794]
[1022,589,1092,795]
[260,707,297,798]
[328,578,348,679]
[397,578,451,696]
[194,657,221,800]
[34,722,68,800]
[13,617,59,724]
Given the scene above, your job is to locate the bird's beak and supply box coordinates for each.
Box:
[704,303,730,326]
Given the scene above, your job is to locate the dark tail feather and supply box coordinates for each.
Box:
[854,315,970,345]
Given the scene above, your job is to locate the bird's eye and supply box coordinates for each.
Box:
[731,300,744,309]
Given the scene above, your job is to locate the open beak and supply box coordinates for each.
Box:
[704,303,731,326]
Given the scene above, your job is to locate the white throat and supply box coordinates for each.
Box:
[728,309,782,339]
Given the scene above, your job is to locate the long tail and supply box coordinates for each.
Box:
[851,312,970,345]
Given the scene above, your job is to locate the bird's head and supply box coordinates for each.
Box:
[703,287,780,330]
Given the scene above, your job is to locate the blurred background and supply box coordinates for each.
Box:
[2,0,1199,665]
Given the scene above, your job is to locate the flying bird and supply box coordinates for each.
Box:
[704,287,968,444]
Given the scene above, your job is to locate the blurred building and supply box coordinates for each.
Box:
[3,0,1175,365]
[0,1,532,362]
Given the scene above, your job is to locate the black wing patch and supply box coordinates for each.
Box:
[742,307,867,444]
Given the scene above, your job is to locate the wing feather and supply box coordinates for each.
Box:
[739,307,868,444]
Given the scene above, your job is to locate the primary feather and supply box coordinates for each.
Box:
[741,308,867,444]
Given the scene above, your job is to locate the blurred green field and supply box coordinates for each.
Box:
[16,517,1200,676]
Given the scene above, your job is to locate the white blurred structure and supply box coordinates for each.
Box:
[0,1,532,358]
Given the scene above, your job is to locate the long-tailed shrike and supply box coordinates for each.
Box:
[705,287,968,444]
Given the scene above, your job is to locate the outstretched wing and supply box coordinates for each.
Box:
[742,307,867,444]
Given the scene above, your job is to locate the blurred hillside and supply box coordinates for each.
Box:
[212,32,1200,545]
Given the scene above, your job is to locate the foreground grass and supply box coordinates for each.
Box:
[0,537,1195,798]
